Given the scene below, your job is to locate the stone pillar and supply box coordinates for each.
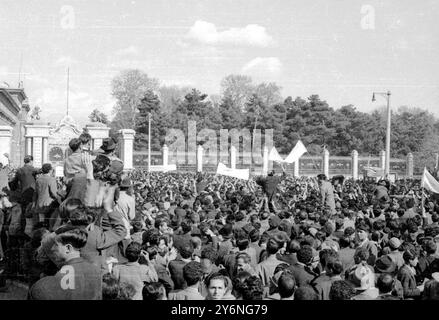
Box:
[33,137,43,168]
[162,144,169,167]
[24,124,51,168]
[42,137,49,164]
[407,153,414,178]
[323,148,330,177]
[0,126,13,166]
[230,145,237,169]
[119,129,135,170]
[352,150,359,180]
[25,137,32,156]
[293,161,299,177]
[197,145,203,172]
[85,123,110,150]
[262,146,269,176]
[379,150,386,171]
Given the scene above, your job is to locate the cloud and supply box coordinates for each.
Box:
[116,45,140,56]
[242,57,282,75]
[185,20,274,47]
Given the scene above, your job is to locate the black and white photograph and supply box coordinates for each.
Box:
[0,0,439,309]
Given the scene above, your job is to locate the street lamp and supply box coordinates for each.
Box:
[372,91,391,177]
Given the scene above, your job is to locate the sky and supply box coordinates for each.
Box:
[0,0,438,127]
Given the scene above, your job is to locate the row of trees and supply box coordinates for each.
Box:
[88,69,439,169]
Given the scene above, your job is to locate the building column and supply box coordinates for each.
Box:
[197,145,203,172]
[352,150,359,180]
[230,145,237,169]
[262,146,269,176]
[379,150,386,171]
[0,126,13,166]
[26,137,32,156]
[406,153,414,178]
[162,144,169,167]
[119,129,135,170]
[293,161,299,177]
[323,148,330,177]
[33,137,43,168]
[42,137,49,164]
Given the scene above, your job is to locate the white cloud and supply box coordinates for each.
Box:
[186,20,274,47]
[116,45,140,56]
[242,57,282,75]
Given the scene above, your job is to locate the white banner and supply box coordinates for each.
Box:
[422,167,439,194]
[269,147,285,162]
[284,140,307,164]
[216,163,249,180]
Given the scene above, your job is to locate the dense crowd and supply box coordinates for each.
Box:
[0,134,439,301]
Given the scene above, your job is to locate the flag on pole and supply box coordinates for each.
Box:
[421,167,439,194]
[269,147,285,162]
[363,166,384,178]
[285,140,307,164]
[216,163,249,180]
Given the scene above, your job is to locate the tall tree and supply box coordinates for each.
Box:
[110,69,159,131]
[220,74,254,111]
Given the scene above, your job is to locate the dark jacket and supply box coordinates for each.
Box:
[397,265,421,298]
[12,164,39,203]
[288,263,316,287]
[29,257,102,300]
[168,259,188,290]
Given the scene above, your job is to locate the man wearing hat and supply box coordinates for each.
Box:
[114,177,136,239]
[34,163,61,228]
[387,237,404,269]
[374,255,404,299]
[10,155,40,228]
[317,174,336,216]
[349,264,379,300]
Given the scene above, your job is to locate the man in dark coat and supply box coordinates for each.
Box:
[29,227,102,300]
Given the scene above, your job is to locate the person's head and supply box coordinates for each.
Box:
[41,163,53,175]
[125,242,142,262]
[207,275,228,300]
[287,240,301,254]
[329,280,355,300]
[249,229,260,243]
[61,198,83,221]
[200,247,218,274]
[317,174,327,182]
[294,285,318,300]
[376,273,394,294]
[232,271,252,299]
[266,236,282,255]
[241,276,264,300]
[132,221,143,233]
[425,240,437,255]
[102,273,120,300]
[69,138,82,152]
[142,282,167,300]
[297,245,314,265]
[277,272,296,299]
[403,249,418,267]
[53,226,88,263]
[24,155,33,165]
[354,247,369,264]
[79,132,92,150]
[325,256,343,276]
[183,261,203,286]
[117,283,136,300]
[235,252,252,273]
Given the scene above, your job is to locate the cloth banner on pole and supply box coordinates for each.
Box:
[422,167,439,194]
[269,147,285,162]
[216,163,249,180]
[363,166,384,178]
[284,140,307,164]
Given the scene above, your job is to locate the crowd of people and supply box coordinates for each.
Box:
[0,133,439,301]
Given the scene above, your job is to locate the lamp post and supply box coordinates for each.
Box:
[372,91,391,177]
